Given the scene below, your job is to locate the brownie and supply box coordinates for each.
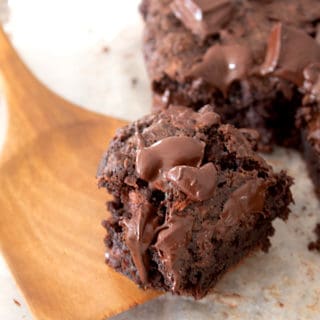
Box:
[97,105,293,298]
[140,0,320,149]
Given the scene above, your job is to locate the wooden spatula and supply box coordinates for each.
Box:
[0,28,160,320]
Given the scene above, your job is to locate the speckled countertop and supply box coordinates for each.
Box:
[0,1,319,319]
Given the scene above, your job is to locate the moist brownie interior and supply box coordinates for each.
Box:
[97,106,293,298]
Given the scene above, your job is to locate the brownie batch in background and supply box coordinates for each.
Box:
[140,0,320,149]
[140,0,320,197]
[97,106,293,298]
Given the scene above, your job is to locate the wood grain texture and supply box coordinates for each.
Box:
[0,28,160,320]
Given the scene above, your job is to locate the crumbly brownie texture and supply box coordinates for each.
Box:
[97,106,293,298]
[140,0,320,149]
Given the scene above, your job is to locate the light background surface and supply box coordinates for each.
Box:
[0,1,320,319]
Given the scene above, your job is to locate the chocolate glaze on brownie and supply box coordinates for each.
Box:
[98,106,293,298]
[140,0,320,149]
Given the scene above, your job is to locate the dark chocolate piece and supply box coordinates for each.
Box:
[261,24,320,86]
[121,192,160,284]
[171,0,235,39]
[98,105,293,298]
[167,163,217,201]
[168,104,221,129]
[188,44,251,94]
[214,179,267,239]
[153,212,194,291]
[136,136,205,183]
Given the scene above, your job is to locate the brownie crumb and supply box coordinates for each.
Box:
[131,77,138,87]
[101,46,110,53]
[308,224,320,252]
[13,299,21,307]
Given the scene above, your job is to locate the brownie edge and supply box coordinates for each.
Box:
[98,105,293,298]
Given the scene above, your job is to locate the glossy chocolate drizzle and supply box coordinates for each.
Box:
[167,163,217,201]
[261,24,320,86]
[214,179,267,239]
[136,136,205,184]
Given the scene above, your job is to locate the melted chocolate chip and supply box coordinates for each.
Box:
[188,44,252,94]
[121,191,160,284]
[214,180,267,239]
[167,163,217,201]
[171,0,236,39]
[136,136,205,183]
[168,104,221,129]
[153,212,194,291]
[261,23,320,86]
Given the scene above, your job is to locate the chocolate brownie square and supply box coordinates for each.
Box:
[140,0,320,149]
[97,105,293,298]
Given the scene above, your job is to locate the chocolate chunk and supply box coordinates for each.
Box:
[136,136,205,183]
[167,163,217,201]
[170,0,236,39]
[188,44,252,94]
[214,180,267,239]
[153,212,194,291]
[120,191,160,284]
[303,63,320,103]
[261,23,320,86]
[168,104,221,129]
